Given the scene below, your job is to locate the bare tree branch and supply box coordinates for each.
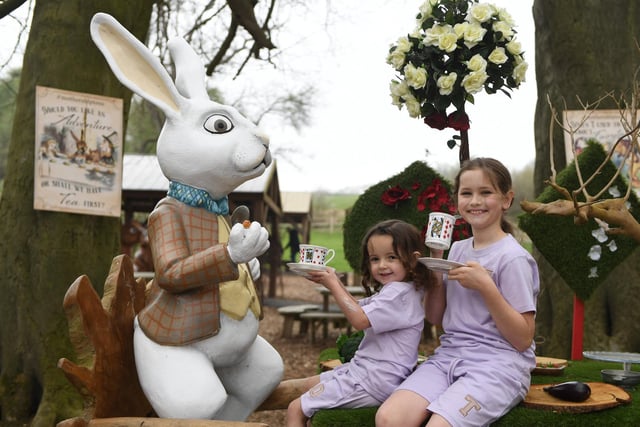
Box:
[227,0,275,50]
[522,63,640,241]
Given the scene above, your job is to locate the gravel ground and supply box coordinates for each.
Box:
[246,271,437,426]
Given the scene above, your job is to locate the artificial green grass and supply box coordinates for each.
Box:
[311,358,638,426]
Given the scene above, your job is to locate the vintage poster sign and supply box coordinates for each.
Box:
[34,86,123,217]
[563,109,640,196]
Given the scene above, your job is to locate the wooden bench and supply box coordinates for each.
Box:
[299,311,351,343]
[277,304,321,338]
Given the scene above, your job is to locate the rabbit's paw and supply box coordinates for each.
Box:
[247,258,261,280]
[227,221,270,264]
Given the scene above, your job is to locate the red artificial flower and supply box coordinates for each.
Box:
[411,181,421,191]
[417,178,451,212]
[447,110,470,131]
[423,112,448,130]
[381,185,411,206]
[453,217,472,241]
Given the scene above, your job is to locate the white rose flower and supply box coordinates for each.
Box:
[506,40,522,55]
[463,22,487,49]
[467,3,495,23]
[395,36,412,53]
[418,0,436,20]
[497,8,515,26]
[488,47,508,65]
[386,48,406,71]
[438,32,459,53]
[403,94,422,118]
[493,21,514,41]
[461,70,488,94]
[390,80,410,98]
[453,22,469,39]
[466,54,487,72]
[424,24,452,46]
[404,63,428,90]
[391,93,402,108]
[437,73,458,95]
[513,61,528,84]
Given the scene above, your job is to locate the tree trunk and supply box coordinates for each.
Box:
[0,1,154,425]
[532,0,640,358]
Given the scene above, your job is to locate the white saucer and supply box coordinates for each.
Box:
[286,262,330,273]
[418,257,466,273]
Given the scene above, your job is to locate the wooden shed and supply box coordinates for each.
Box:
[281,191,313,243]
[121,154,289,297]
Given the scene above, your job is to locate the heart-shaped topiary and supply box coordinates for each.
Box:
[518,141,640,300]
[343,161,470,273]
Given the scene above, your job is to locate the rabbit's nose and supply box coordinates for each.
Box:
[256,130,270,146]
[263,149,272,166]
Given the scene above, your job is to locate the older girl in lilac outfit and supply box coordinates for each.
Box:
[377,158,540,427]
[286,219,434,427]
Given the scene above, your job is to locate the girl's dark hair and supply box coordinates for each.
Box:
[454,157,514,234]
[359,219,433,295]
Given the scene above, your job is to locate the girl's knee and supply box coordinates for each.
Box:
[375,403,393,427]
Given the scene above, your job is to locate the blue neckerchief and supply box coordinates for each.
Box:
[168,181,229,215]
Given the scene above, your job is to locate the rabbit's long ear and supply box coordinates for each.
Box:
[90,13,182,116]
[168,38,209,101]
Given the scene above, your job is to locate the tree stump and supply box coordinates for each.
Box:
[57,254,153,422]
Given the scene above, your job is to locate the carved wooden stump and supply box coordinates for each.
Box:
[58,255,152,423]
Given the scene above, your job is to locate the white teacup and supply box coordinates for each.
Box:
[299,244,335,265]
[425,212,456,250]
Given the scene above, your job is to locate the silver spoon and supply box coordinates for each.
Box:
[230,205,250,225]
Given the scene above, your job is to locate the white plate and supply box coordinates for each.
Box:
[286,262,330,273]
[417,257,466,272]
[583,351,640,371]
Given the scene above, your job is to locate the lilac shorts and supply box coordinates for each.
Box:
[300,366,382,418]
[397,357,529,427]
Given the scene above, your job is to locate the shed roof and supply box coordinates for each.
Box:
[122,154,168,191]
[281,191,312,214]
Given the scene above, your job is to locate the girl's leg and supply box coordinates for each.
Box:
[286,375,321,427]
[426,413,452,427]
[287,397,307,427]
[375,389,430,427]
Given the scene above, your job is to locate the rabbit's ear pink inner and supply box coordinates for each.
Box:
[96,24,180,113]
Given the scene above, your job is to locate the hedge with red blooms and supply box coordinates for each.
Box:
[343,161,470,272]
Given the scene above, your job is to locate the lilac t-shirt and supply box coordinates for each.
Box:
[341,281,425,402]
[437,234,539,368]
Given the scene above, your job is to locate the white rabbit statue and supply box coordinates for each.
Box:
[90,13,283,420]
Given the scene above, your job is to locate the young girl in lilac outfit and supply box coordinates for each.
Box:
[376,158,540,427]
[286,219,434,427]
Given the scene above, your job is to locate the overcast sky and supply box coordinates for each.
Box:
[1,0,536,193]
[222,0,536,192]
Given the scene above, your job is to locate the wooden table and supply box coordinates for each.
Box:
[313,286,366,339]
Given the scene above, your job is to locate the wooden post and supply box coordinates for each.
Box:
[571,294,584,360]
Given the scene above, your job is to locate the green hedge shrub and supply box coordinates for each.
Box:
[342,161,465,273]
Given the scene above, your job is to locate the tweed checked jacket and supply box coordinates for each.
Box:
[138,197,262,346]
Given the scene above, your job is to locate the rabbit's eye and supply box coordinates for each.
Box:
[204,114,233,134]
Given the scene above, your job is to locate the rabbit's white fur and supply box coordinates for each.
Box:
[90,13,283,420]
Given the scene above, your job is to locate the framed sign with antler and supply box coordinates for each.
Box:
[563,109,640,197]
[34,86,123,217]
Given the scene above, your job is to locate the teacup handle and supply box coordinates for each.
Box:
[325,249,335,265]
